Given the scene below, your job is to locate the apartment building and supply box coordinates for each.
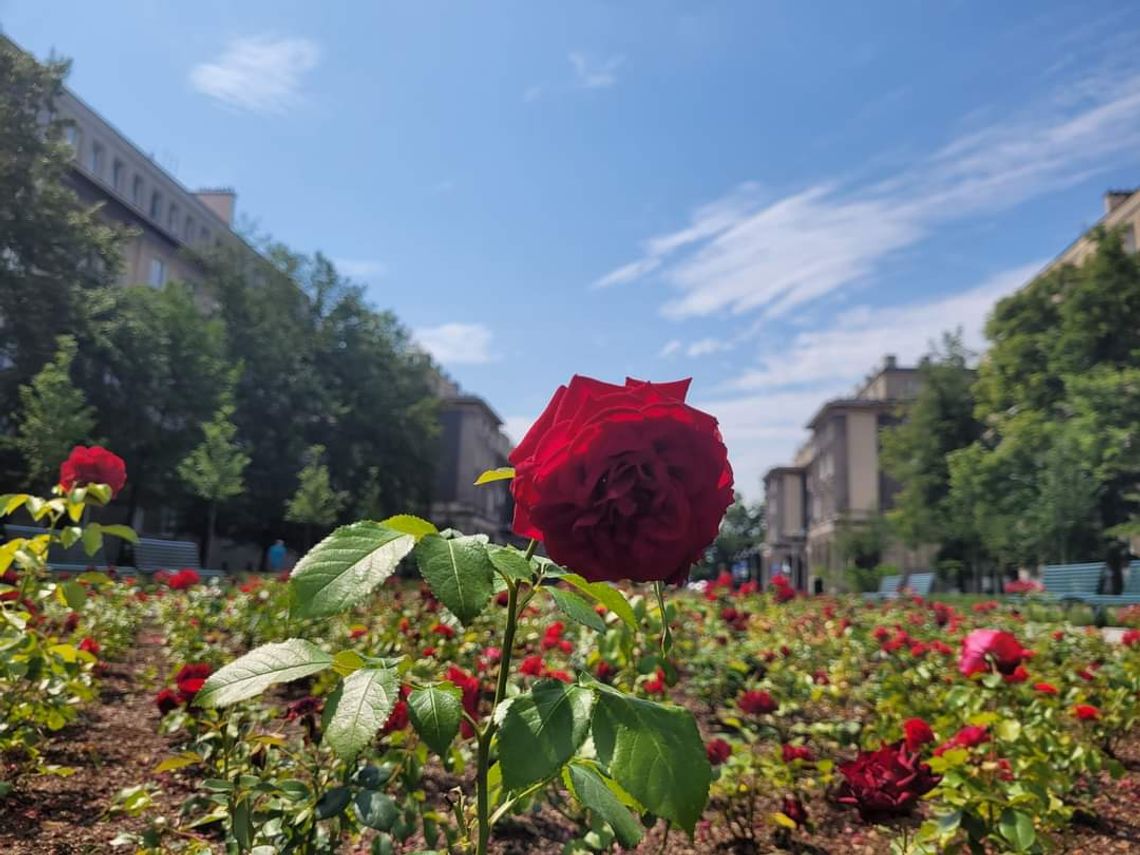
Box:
[763,356,925,592]
[1043,188,1139,273]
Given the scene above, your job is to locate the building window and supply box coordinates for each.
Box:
[149,191,162,219]
[148,257,166,287]
[111,159,124,191]
[88,141,104,176]
[63,124,80,151]
[199,226,210,243]
[132,175,144,206]
[185,215,194,240]
[1124,224,1137,255]
[168,203,179,232]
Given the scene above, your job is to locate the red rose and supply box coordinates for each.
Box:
[706,738,731,766]
[782,743,814,763]
[1073,704,1100,721]
[446,666,481,738]
[431,622,456,639]
[64,611,81,633]
[958,629,1029,677]
[59,445,127,497]
[933,725,988,756]
[167,569,201,590]
[545,669,573,683]
[739,689,777,716]
[1122,629,1140,647]
[644,668,666,695]
[1003,665,1030,684]
[155,688,181,716]
[1033,682,1058,695]
[836,743,941,823]
[78,637,101,656]
[902,718,934,752]
[520,655,546,676]
[509,376,733,584]
[595,660,617,682]
[175,663,212,702]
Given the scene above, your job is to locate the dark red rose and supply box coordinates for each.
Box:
[782,795,808,827]
[519,655,546,676]
[64,611,81,633]
[958,629,1029,677]
[545,669,573,683]
[283,696,323,722]
[446,666,481,738]
[1033,682,1058,695]
[383,700,409,734]
[595,660,617,682]
[175,663,212,702]
[643,668,666,695]
[902,718,934,752]
[509,376,733,584]
[706,738,731,766]
[155,688,181,716]
[59,446,127,497]
[431,622,456,639]
[167,569,201,590]
[1122,629,1140,647]
[739,689,777,716]
[836,743,941,823]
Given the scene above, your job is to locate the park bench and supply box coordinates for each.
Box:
[863,571,935,600]
[899,571,935,597]
[3,523,115,574]
[864,574,900,600]
[133,537,224,579]
[1071,562,1140,609]
[1039,562,1104,604]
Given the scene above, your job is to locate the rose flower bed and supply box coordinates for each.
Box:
[3,380,1140,854]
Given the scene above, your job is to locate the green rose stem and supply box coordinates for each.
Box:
[654,580,673,655]
[474,537,538,855]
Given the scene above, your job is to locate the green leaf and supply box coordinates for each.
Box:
[315,786,351,820]
[415,534,495,625]
[995,719,1021,742]
[474,467,515,485]
[323,667,399,759]
[380,515,438,540]
[196,639,333,707]
[408,684,463,756]
[355,790,400,830]
[332,649,365,677]
[0,494,29,517]
[549,587,606,633]
[290,521,414,618]
[499,680,595,790]
[487,545,534,582]
[560,573,637,630]
[60,580,86,611]
[99,524,138,544]
[998,809,1036,851]
[568,763,644,848]
[233,797,253,851]
[592,688,710,834]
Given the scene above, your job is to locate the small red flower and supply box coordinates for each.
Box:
[78,637,101,656]
[595,660,617,682]
[167,568,201,590]
[1033,682,1058,695]
[431,622,456,639]
[348,626,367,639]
[644,668,666,695]
[545,669,573,683]
[175,663,212,702]
[836,743,941,822]
[1073,704,1100,721]
[902,718,934,752]
[706,738,731,766]
[1003,665,1030,684]
[958,629,1030,677]
[782,743,814,763]
[933,725,988,756]
[738,689,777,716]
[1122,629,1140,647]
[283,696,323,722]
[63,612,81,633]
[520,655,546,676]
[782,795,808,827]
[155,688,181,716]
[446,666,481,738]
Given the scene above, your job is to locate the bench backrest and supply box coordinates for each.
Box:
[1125,562,1140,595]
[135,538,200,572]
[4,523,109,568]
[878,574,901,594]
[1041,562,1104,595]
[902,572,935,596]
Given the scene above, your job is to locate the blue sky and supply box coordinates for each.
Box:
[5,2,1140,499]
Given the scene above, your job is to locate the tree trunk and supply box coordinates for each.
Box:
[204,502,217,570]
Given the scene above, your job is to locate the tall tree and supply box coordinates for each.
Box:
[963,229,1140,590]
[880,332,986,589]
[285,444,345,549]
[0,40,122,480]
[9,335,96,490]
[177,399,250,568]
[707,493,765,571]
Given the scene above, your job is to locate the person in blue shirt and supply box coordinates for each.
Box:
[267,539,287,573]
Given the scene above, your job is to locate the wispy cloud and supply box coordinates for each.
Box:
[569,52,625,89]
[333,258,386,282]
[594,70,1140,320]
[414,322,495,366]
[658,339,682,358]
[190,35,320,114]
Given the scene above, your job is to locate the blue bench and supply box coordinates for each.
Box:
[900,572,935,597]
[1040,562,1104,603]
[1072,562,1140,608]
[134,537,224,579]
[863,572,934,600]
[863,574,900,600]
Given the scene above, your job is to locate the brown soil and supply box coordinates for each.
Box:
[0,630,198,854]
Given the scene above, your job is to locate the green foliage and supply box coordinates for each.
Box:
[498,680,595,789]
[285,444,346,530]
[195,639,333,708]
[323,666,400,759]
[10,335,95,489]
[177,401,249,505]
[414,534,496,625]
[835,514,891,579]
[408,684,463,757]
[289,521,415,618]
[707,493,765,569]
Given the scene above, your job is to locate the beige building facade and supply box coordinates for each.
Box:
[763,356,928,592]
[1043,189,1139,272]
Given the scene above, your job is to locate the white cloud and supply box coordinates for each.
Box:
[594,71,1140,320]
[414,323,495,366]
[658,339,682,358]
[190,35,320,114]
[333,258,386,281]
[569,52,625,89]
[686,338,732,358]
